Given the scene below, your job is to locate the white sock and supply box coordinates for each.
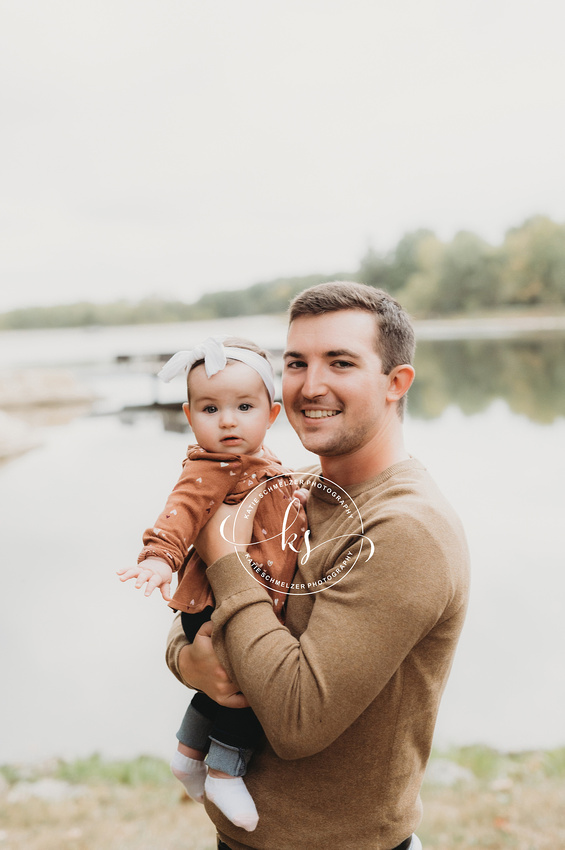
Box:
[204,775,259,832]
[170,750,207,803]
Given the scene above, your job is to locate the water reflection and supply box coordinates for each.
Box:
[113,335,565,433]
[410,336,565,423]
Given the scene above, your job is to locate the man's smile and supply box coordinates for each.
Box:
[303,409,340,419]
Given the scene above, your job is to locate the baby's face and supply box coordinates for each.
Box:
[184,360,280,457]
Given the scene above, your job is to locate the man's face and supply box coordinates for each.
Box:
[282,310,391,458]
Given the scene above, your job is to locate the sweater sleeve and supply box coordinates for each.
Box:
[205,510,463,760]
[165,612,196,688]
[139,451,242,571]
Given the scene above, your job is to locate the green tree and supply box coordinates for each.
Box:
[500,216,565,306]
[433,231,501,313]
[394,231,444,315]
[387,229,439,295]
[357,246,391,291]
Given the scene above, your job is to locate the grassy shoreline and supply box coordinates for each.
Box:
[1,746,564,849]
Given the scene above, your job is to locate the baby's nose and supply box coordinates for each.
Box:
[219,409,237,426]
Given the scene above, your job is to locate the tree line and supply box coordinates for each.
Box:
[359,214,565,315]
[1,215,564,330]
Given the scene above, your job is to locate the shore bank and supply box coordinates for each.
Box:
[0,369,95,462]
[1,747,564,849]
[413,312,565,339]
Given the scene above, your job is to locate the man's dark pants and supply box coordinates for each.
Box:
[217,837,415,849]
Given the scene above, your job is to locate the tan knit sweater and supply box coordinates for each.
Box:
[166,458,470,850]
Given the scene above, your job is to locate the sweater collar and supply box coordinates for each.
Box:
[310,457,426,505]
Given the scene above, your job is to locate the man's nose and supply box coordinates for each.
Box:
[300,364,329,399]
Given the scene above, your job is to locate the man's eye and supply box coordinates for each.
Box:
[285,360,306,369]
[333,360,353,369]
[239,403,252,411]
[203,405,218,414]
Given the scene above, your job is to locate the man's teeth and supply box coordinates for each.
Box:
[304,410,339,418]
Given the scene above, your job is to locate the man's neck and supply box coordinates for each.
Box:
[319,427,409,489]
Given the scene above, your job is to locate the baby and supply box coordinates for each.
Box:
[118,336,306,832]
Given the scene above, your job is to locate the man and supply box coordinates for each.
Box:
[166,281,470,850]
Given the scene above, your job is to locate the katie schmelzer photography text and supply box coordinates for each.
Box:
[220,473,375,596]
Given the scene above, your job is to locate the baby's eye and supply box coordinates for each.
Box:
[203,405,218,414]
[238,403,252,411]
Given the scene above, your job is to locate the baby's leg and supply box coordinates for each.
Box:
[204,707,262,831]
[205,758,258,831]
[171,694,216,803]
[171,609,217,801]
[170,748,207,803]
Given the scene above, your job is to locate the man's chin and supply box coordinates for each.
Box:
[287,414,343,456]
[294,432,344,458]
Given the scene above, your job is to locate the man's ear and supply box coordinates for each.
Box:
[267,402,282,428]
[386,365,415,405]
[183,402,192,427]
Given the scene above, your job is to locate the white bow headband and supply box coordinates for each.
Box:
[157,336,276,402]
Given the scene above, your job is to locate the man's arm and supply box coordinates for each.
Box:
[202,517,463,760]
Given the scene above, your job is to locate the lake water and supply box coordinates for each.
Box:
[1,318,564,764]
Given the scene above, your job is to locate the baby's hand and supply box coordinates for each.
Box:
[293,487,310,508]
[116,558,173,601]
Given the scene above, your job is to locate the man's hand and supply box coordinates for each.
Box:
[180,620,249,708]
[116,558,173,602]
[195,500,256,566]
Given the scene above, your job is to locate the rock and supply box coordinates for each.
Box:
[489,776,514,792]
[0,411,42,461]
[0,369,95,408]
[425,758,475,787]
[6,778,89,803]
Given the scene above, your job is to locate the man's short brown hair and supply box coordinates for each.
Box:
[289,281,415,417]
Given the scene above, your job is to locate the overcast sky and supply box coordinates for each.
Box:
[1,0,564,312]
